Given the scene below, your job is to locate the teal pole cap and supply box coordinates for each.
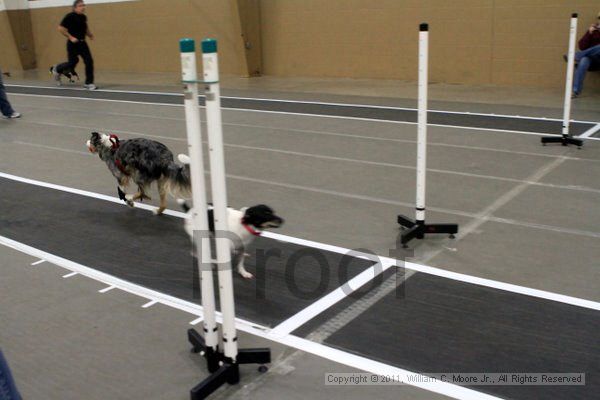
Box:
[202,38,218,54]
[180,38,195,53]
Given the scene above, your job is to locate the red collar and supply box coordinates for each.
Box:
[109,134,120,150]
[242,222,262,236]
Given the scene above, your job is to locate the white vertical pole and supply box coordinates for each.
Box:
[201,38,238,362]
[179,38,218,352]
[562,13,578,138]
[415,23,429,224]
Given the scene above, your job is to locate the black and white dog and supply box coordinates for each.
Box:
[177,155,284,279]
[86,132,190,214]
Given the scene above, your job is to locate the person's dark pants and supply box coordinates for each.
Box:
[0,69,16,117]
[0,350,22,400]
[56,40,94,84]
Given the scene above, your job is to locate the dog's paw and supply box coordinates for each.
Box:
[117,187,127,201]
[125,199,135,208]
[178,154,191,164]
[239,270,254,279]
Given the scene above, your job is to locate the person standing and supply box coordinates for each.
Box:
[0,69,21,119]
[50,0,97,90]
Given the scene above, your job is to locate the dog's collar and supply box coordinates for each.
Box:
[242,221,262,236]
[109,134,120,150]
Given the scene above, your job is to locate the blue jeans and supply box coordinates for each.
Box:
[0,350,22,400]
[573,44,600,94]
[0,69,16,117]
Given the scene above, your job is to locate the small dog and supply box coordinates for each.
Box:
[177,154,283,279]
[86,132,190,214]
[50,65,79,85]
[180,201,284,279]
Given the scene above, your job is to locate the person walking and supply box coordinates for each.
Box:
[0,70,21,119]
[50,0,97,90]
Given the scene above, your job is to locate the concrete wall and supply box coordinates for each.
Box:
[6,9,36,69]
[0,11,23,71]
[30,0,249,76]
[260,0,600,88]
[4,0,600,89]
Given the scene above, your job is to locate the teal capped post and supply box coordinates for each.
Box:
[179,38,195,53]
[202,38,218,54]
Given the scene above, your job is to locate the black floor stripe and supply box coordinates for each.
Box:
[7,85,595,135]
[322,273,599,400]
[0,178,373,327]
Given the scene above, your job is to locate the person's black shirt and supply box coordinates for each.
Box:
[60,12,87,40]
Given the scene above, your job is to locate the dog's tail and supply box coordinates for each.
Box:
[165,154,191,198]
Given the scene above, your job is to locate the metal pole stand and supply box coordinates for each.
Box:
[541,13,583,148]
[180,38,270,400]
[397,23,458,248]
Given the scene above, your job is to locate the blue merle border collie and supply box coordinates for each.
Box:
[86,132,190,214]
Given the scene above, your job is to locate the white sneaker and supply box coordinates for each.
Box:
[84,84,97,90]
[4,112,21,119]
[50,65,61,86]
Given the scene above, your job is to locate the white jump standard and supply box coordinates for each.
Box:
[541,13,583,148]
[180,38,270,400]
[180,37,220,373]
[397,23,458,247]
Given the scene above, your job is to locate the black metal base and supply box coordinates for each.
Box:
[397,215,458,248]
[188,328,271,399]
[541,135,583,148]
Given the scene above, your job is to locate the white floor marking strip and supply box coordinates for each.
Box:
[6,83,599,124]
[189,317,204,325]
[578,123,600,139]
[142,300,158,308]
[0,235,259,329]
[9,92,600,141]
[62,271,78,278]
[30,259,46,265]
[269,258,396,337]
[1,171,599,311]
[0,235,501,400]
[98,285,116,293]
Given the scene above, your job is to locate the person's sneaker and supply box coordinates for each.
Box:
[572,92,579,99]
[84,83,97,90]
[49,65,61,86]
[4,112,21,119]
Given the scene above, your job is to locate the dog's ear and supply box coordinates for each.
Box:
[91,131,100,139]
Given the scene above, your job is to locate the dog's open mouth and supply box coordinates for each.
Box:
[262,218,284,229]
[86,140,97,153]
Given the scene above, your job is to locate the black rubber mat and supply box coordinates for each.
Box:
[7,85,595,135]
[323,272,599,400]
[0,178,373,327]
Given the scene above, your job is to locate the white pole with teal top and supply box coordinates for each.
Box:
[179,38,219,358]
[201,38,239,362]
